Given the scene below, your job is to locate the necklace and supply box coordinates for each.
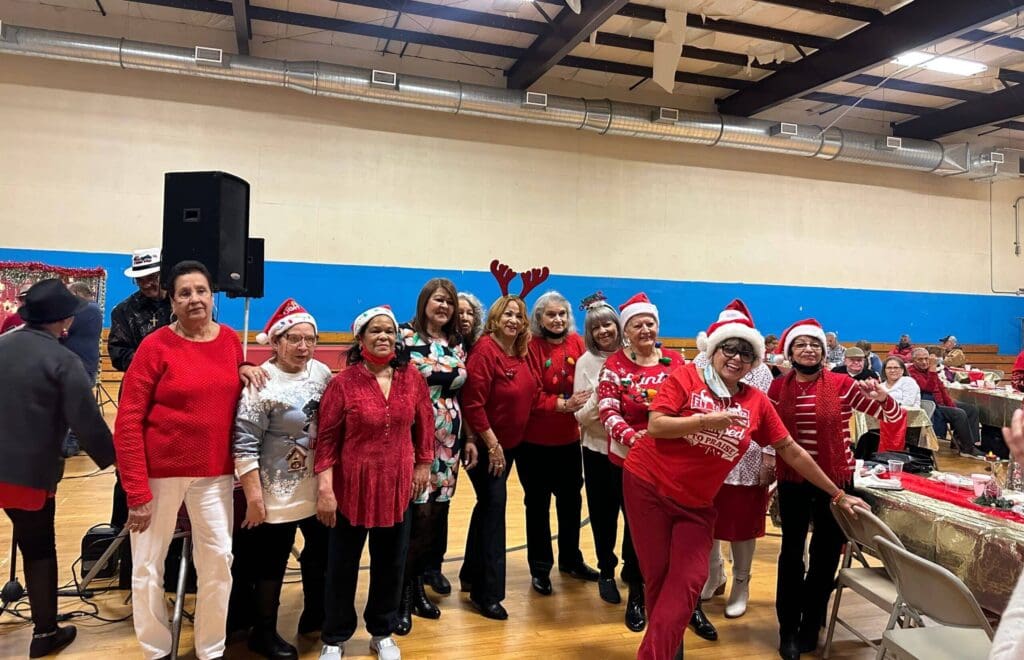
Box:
[795,376,818,396]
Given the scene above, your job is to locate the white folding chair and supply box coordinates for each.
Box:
[873,536,993,660]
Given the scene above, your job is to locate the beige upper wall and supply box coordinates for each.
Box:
[1,54,1023,296]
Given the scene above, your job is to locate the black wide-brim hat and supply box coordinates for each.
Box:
[18,279,87,324]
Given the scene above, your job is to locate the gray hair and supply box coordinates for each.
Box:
[530,290,576,336]
[911,347,929,358]
[457,291,485,344]
[68,281,94,299]
[583,303,622,355]
[825,331,837,340]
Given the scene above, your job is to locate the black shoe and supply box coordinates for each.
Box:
[423,570,451,595]
[412,577,441,619]
[531,576,553,595]
[395,582,413,636]
[689,605,718,641]
[559,562,600,582]
[625,583,647,632]
[29,626,77,658]
[598,577,621,604]
[778,636,800,660]
[960,446,985,458]
[797,625,820,654]
[247,628,298,660]
[470,597,508,620]
[296,607,322,635]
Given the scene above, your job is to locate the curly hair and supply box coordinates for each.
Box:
[484,296,530,358]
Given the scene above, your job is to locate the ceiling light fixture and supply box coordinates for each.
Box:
[892,51,987,76]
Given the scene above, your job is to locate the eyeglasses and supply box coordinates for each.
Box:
[282,334,318,346]
[719,345,756,364]
[792,342,823,351]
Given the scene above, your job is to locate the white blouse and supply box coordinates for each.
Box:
[884,376,921,408]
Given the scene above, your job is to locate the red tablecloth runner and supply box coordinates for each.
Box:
[895,472,1024,524]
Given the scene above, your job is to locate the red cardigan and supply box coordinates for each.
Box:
[315,363,433,528]
[460,335,540,450]
[908,365,954,407]
[114,325,243,507]
[523,334,586,446]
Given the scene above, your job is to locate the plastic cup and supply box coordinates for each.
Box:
[887,460,904,484]
[972,473,991,497]
[855,459,864,476]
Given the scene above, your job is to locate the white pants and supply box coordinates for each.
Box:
[130,476,234,660]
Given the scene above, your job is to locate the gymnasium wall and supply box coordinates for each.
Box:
[2,54,1024,351]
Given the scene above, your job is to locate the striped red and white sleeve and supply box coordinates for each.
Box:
[598,368,637,448]
[841,379,904,422]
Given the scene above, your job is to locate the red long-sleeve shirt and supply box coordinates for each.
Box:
[908,364,954,407]
[114,325,243,507]
[315,362,433,528]
[523,335,586,446]
[460,335,540,450]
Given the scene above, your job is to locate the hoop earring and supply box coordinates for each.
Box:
[169,312,178,324]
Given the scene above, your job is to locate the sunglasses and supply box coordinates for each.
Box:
[719,345,756,364]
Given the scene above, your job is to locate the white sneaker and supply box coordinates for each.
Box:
[701,561,726,601]
[370,636,401,660]
[724,576,750,618]
[320,644,344,659]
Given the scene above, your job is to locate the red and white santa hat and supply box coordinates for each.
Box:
[703,299,765,365]
[256,298,318,344]
[351,305,399,336]
[779,318,828,357]
[618,292,659,329]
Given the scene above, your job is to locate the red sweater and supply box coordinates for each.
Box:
[907,365,954,407]
[523,335,586,446]
[315,363,434,528]
[460,335,540,450]
[114,325,243,507]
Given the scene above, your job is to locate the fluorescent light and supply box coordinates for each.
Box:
[892,51,987,76]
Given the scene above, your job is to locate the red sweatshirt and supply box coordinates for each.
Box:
[523,335,586,446]
[460,335,540,450]
[114,325,243,507]
[908,364,954,407]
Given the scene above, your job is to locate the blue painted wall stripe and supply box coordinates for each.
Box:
[2,247,1021,354]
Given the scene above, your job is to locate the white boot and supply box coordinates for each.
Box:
[701,540,726,601]
[370,635,401,660]
[725,576,750,618]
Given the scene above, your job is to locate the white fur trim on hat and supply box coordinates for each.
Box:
[352,305,398,336]
[783,323,827,357]
[696,331,708,354]
[704,324,765,368]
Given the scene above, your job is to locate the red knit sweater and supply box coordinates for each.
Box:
[523,334,586,446]
[460,335,540,450]
[114,325,243,507]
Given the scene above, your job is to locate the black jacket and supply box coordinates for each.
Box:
[0,328,115,490]
[107,291,171,372]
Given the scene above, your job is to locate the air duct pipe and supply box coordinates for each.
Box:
[0,23,991,177]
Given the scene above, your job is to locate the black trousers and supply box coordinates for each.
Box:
[404,498,450,582]
[776,480,847,639]
[322,510,411,643]
[460,445,519,605]
[516,441,585,578]
[422,502,450,576]
[5,499,58,634]
[582,447,640,584]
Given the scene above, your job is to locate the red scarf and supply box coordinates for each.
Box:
[775,369,852,487]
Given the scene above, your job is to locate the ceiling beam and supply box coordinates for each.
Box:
[507,0,632,89]
[332,0,546,35]
[755,0,884,23]
[1000,68,1024,84]
[803,91,936,116]
[845,73,984,101]
[230,0,251,55]
[893,82,1024,139]
[958,28,1024,53]
[593,32,783,70]
[561,55,751,90]
[718,0,1024,117]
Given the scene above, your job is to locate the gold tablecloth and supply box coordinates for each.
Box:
[852,407,940,451]
[857,485,1024,614]
[946,385,1024,428]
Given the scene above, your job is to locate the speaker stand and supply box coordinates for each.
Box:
[242,297,251,361]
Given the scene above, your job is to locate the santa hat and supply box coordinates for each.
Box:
[780,318,828,357]
[703,299,765,366]
[256,298,317,344]
[619,292,659,329]
[351,305,398,336]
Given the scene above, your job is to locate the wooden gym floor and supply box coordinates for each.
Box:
[0,412,984,660]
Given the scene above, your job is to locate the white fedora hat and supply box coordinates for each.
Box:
[123,248,162,278]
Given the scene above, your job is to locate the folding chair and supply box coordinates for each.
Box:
[873,536,993,660]
[823,504,903,658]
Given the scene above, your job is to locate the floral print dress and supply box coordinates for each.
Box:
[401,324,468,503]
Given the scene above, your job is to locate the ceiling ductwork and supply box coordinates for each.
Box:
[0,23,1006,178]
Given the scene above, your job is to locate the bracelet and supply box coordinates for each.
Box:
[831,491,847,505]
[487,445,500,455]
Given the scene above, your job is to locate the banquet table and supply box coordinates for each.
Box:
[852,406,939,451]
[946,384,1024,428]
[856,473,1024,615]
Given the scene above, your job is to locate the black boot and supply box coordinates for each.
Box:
[689,604,718,641]
[247,580,298,660]
[412,576,441,619]
[423,569,451,595]
[24,557,74,659]
[797,617,821,654]
[625,582,647,632]
[395,581,414,636]
[29,627,77,658]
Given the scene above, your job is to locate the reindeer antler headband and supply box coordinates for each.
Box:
[489,259,551,300]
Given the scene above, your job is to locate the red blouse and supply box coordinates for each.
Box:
[523,335,586,446]
[460,335,540,450]
[315,362,434,528]
[0,482,49,511]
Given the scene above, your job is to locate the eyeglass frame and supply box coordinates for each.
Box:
[279,332,319,347]
[716,343,757,365]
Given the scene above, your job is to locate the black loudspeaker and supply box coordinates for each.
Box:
[80,524,120,581]
[227,237,264,299]
[161,171,250,294]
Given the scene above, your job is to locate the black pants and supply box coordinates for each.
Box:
[422,502,449,576]
[460,445,519,605]
[322,510,411,643]
[582,448,640,584]
[233,515,329,629]
[923,394,981,449]
[404,498,450,582]
[776,480,847,639]
[516,441,585,578]
[5,499,58,634]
